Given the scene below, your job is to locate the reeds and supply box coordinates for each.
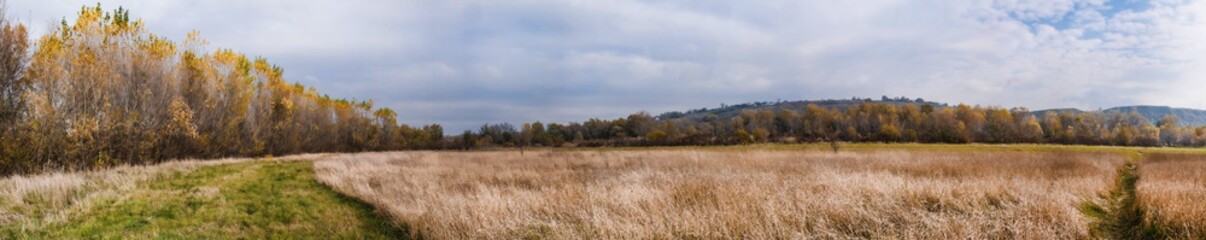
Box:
[315,149,1125,239]
[1139,153,1206,239]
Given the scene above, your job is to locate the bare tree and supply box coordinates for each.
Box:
[0,2,28,131]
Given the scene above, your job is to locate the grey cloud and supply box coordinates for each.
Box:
[9,0,1206,132]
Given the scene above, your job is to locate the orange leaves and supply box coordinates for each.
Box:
[69,5,104,34]
[211,49,245,66]
[373,108,397,119]
[137,36,176,60]
[68,5,142,39]
[2,5,410,174]
[165,97,199,139]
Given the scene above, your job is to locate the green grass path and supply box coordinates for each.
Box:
[9,160,404,239]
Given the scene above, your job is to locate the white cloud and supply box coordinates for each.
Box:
[7,0,1206,131]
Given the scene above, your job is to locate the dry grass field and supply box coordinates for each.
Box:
[1141,153,1206,238]
[315,147,1148,239]
[6,144,1205,239]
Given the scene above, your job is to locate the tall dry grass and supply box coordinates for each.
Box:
[1140,153,1206,238]
[315,149,1125,239]
[0,154,324,227]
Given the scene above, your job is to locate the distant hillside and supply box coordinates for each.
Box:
[656,96,948,121]
[1034,105,1206,126]
[1030,108,1083,115]
[659,98,1206,127]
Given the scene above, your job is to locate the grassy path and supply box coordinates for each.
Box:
[1079,154,1162,239]
[5,159,403,239]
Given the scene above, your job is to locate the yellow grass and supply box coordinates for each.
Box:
[8,144,1203,238]
[1140,153,1206,238]
[315,148,1129,239]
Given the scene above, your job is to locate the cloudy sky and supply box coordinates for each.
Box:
[9,0,1206,131]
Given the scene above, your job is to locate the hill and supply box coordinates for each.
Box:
[656,97,1206,127]
[656,96,948,121]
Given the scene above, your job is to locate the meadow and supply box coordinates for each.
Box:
[4,143,1205,239]
[314,144,1206,239]
[0,154,401,239]
[1141,153,1206,238]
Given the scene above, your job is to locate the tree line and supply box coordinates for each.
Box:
[0,6,442,175]
[4,6,1204,175]
[449,101,1206,150]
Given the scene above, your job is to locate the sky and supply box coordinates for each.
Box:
[8,0,1206,132]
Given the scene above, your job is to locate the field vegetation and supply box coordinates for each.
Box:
[0,154,401,239]
[1,4,1205,182]
[1140,153,1206,238]
[315,144,1206,239]
[458,102,1206,151]
[5,144,1205,239]
[1,3,1204,240]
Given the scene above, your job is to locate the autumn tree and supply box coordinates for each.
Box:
[626,112,655,138]
[0,5,28,173]
[984,108,1016,143]
[0,8,26,130]
[954,104,985,142]
[463,99,1206,150]
[1,5,425,174]
[161,97,200,159]
[1157,114,1181,146]
[646,130,668,143]
[878,124,901,142]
